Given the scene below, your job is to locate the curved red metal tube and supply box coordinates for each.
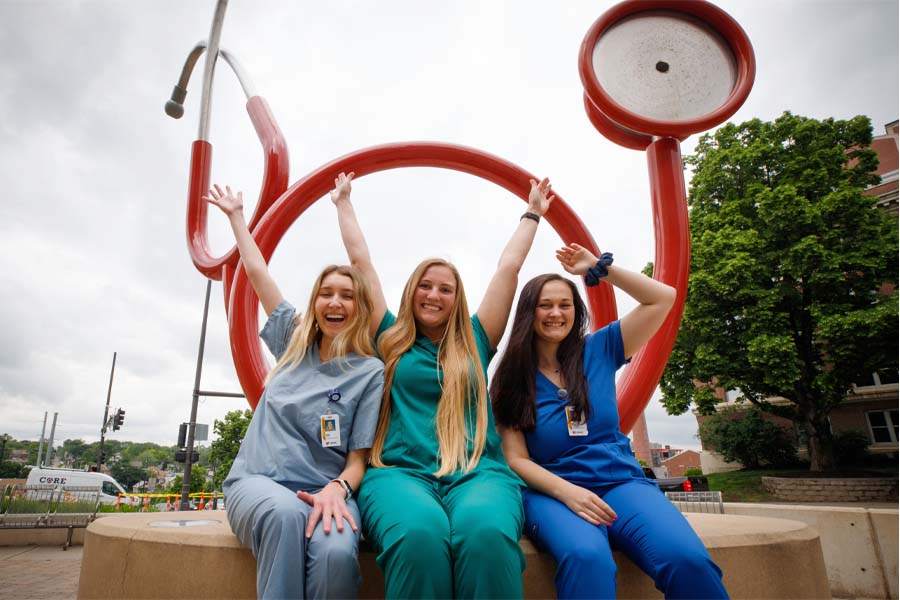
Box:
[186,96,289,280]
[615,138,689,433]
[583,94,652,152]
[224,142,616,409]
[578,0,756,140]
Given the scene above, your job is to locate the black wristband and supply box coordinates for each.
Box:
[521,212,540,224]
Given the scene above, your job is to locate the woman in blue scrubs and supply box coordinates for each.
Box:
[491,243,728,599]
[207,184,384,599]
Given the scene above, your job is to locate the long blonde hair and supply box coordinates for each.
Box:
[369,259,488,476]
[265,265,375,384]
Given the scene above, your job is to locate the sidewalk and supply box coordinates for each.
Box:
[0,545,82,599]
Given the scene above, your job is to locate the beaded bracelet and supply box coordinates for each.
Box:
[584,252,614,287]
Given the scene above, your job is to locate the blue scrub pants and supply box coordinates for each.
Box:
[358,467,525,599]
[523,479,728,600]
[226,476,362,599]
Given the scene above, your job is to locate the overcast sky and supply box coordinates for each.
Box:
[1,0,897,454]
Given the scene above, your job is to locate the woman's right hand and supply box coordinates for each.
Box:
[204,184,244,217]
[560,482,617,526]
[329,172,354,205]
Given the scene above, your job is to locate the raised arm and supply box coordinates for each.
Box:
[499,427,616,526]
[205,184,283,316]
[476,178,555,347]
[330,173,387,337]
[556,243,676,358]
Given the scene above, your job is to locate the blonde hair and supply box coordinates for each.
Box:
[265,265,375,384]
[369,259,488,476]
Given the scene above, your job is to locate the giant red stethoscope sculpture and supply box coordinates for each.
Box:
[169,0,754,433]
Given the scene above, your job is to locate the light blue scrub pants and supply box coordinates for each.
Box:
[523,479,728,600]
[226,476,362,600]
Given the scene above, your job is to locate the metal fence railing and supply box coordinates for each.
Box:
[0,484,102,549]
[665,490,725,514]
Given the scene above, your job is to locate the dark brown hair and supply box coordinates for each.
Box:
[490,274,590,431]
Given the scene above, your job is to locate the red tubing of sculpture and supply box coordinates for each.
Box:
[615,138,689,433]
[224,142,616,409]
[186,96,290,280]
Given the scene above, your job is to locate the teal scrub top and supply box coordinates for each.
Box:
[375,311,522,484]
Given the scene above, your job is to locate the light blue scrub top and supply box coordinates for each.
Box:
[224,300,384,495]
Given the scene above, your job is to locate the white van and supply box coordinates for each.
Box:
[26,467,132,506]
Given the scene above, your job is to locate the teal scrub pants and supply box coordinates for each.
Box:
[359,467,525,599]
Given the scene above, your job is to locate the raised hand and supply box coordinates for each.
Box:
[296,484,358,538]
[204,184,244,217]
[329,172,355,204]
[556,242,599,276]
[527,177,555,216]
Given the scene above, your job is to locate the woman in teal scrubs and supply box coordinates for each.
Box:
[331,172,553,598]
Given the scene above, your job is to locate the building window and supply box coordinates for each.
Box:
[866,409,899,443]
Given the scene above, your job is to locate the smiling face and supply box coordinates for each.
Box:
[412,264,457,339]
[533,280,576,345]
[313,272,357,341]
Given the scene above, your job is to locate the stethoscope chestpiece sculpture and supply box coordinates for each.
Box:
[578,0,755,432]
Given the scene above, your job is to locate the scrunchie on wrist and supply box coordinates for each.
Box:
[584,252,614,287]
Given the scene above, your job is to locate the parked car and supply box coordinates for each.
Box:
[642,467,710,493]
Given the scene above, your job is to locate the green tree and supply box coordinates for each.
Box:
[698,408,797,469]
[110,462,147,491]
[209,409,252,489]
[0,462,29,478]
[661,113,898,472]
[167,464,206,494]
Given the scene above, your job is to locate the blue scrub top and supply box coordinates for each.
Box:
[524,320,645,489]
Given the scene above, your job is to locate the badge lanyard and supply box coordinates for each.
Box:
[320,388,342,447]
[559,388,588,436]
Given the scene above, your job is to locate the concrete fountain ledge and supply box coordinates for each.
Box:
[77,511,830,599]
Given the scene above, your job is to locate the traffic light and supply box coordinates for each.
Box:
[174,450,199,463]
[177,423,187,448]
[112,408,126,431]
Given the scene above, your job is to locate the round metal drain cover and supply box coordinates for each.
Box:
[149,519,219,528]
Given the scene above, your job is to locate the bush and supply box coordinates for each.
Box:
[684,467,704,477]
[833,430,870,466]
[699,407,798,469]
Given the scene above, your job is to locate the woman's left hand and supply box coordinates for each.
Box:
[527,177,555,216]
[296,483,358,538]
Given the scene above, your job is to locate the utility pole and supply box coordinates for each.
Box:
[36,412,48,467]
[97,352,117,472]
[181,281,212,510]
[46,412,59,467]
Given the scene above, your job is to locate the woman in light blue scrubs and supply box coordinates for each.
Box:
[207,184,384,599]
[491,244,729,599]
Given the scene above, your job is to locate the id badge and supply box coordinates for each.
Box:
[565,406,588,436]
[320,414,341,447]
